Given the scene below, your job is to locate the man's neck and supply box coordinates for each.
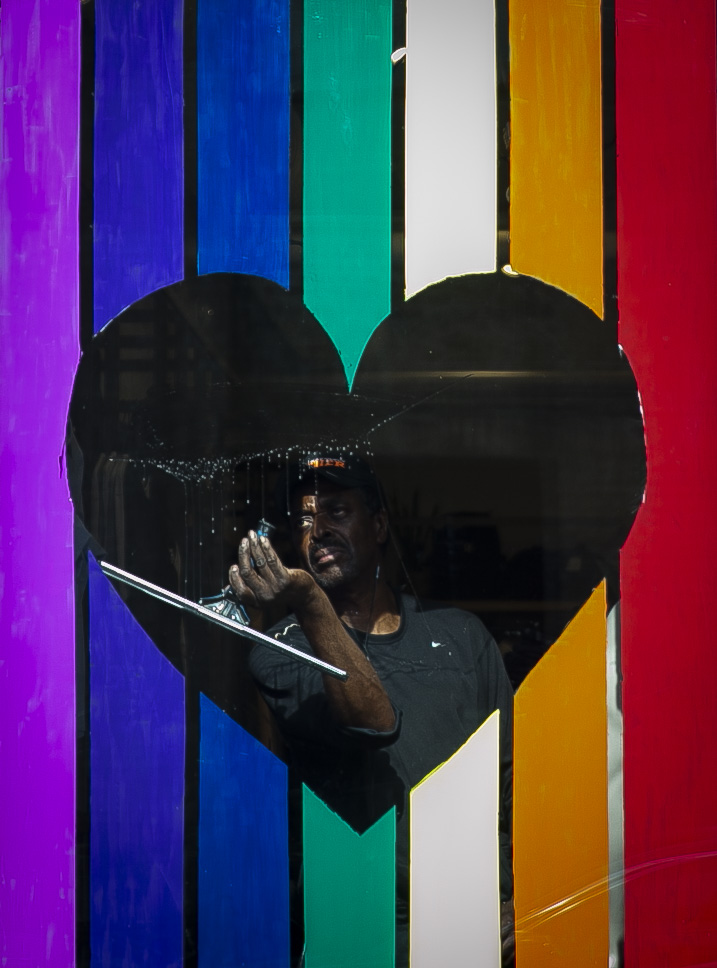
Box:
[330,580,400,635]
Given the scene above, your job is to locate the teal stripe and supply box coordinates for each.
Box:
[303,787,395,968]
[303,0,392,389]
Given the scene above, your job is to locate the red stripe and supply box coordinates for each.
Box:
[616,2,717,963]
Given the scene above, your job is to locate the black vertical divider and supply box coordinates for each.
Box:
[76,4,96,966]
[601,0,618,334]
[289,0,304,297]
[495,0,511,270]
[75,578,91,968]
[79,3,96,356]
[75,585,92,968]
[601,2,621,618]
[183,663,201,968]
[184,0,199,283]
[601,23,622,961]
[182,3,200,965]
[390,0,407,315]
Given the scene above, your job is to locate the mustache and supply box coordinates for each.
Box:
[309,538,348,562]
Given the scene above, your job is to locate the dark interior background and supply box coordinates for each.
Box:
[70,270,645,692]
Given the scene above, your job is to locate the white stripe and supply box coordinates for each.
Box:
[410,711,501,968]
[404,0,497,299]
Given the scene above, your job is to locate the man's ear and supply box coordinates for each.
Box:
[374,508,388,545]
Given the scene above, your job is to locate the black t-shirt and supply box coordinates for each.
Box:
[249,594,513,939]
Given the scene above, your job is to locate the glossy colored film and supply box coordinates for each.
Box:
[514,584,608,966]
[3,3,717,966]
[404,0,497,298]
[93,0,184,332]
[303,0,392,388]
[410,712,501,968]
[89,556,185,967]
[303,787,395,967]
[0,1,80,962]
[616,1,717,964]
[197,0,290,286]
[509,0,603,318]
[198,693,290,968]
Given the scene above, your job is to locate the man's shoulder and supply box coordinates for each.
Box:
[402,594,493,639]
[395,595,498,664]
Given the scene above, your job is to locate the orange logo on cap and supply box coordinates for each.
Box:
[307,458,346,469]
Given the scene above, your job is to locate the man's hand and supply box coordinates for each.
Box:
[229,531,396,733]
[228,531,313,611]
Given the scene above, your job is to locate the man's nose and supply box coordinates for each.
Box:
[310,511,331,539]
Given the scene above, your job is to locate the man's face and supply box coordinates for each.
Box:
[291,480,387,592]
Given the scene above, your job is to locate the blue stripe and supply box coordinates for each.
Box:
[197,0,290,286]
[88,555,184,967]
[93,0,184,332]
[198,694,290,968]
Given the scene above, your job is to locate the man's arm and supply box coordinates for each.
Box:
[228,531,396,733]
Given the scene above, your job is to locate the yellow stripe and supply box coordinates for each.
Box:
[509,0,603,317]
[514,583,609,966]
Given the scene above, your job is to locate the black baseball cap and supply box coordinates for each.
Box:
[275,452,384,515]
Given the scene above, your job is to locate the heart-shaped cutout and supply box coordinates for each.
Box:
[71,271,644,683]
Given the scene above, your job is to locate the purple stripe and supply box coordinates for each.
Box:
[89,556,185,967]
[0,1,80,964]
[93,0,184,332]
